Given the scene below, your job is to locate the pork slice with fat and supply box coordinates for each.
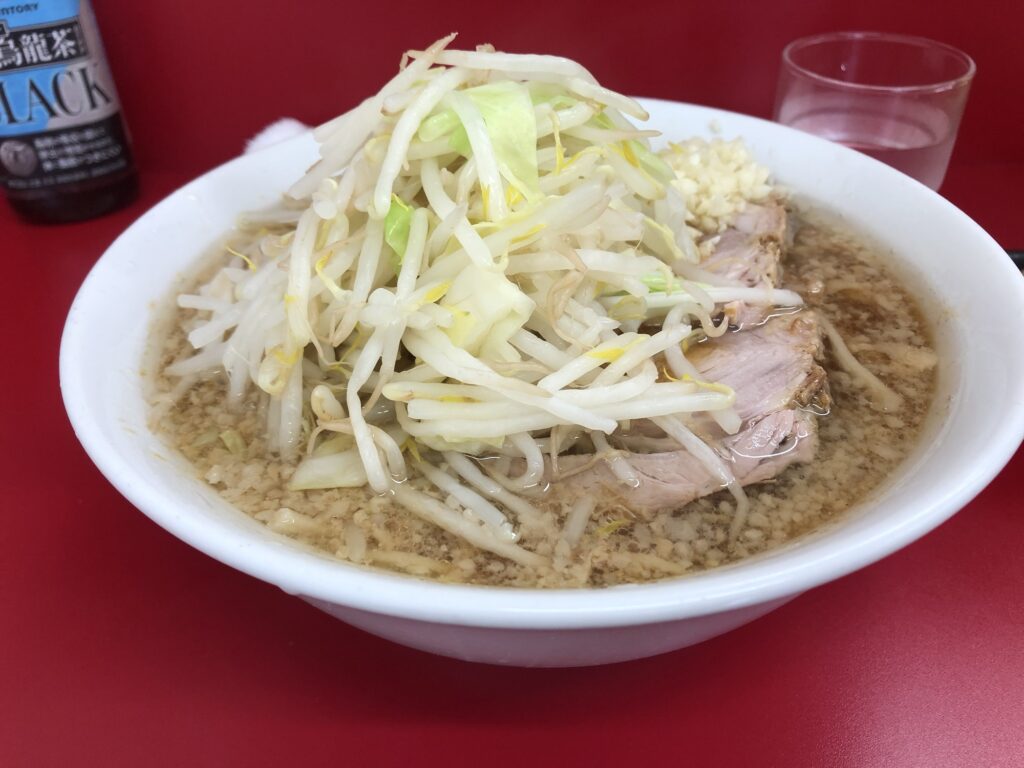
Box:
[698,201,789,327]
[688,312,828,422]
[552,409,817,511]
[540,313,828,514]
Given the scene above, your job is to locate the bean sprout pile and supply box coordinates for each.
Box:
[167,37,805,566]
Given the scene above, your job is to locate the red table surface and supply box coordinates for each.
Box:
[3,1,1023,766]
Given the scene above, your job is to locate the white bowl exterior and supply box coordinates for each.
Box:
[305,595,797,667]
[60,99,1024,665]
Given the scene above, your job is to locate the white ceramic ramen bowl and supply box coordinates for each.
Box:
[60,99,1024,667]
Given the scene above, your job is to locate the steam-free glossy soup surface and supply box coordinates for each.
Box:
[150,211,936,588]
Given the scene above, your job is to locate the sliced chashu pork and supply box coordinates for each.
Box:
[530,202,823,514]
[701,202,786,286]
[687,310,827,423]
[544,312,827,512]
[551,409,817,512]
[697,201,789,327]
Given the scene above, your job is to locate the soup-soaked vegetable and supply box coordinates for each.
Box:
[151,209,936,587]
[148,40,937,587]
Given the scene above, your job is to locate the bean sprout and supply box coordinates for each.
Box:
[168,37,818,565]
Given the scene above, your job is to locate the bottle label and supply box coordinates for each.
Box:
[0,1,132,193]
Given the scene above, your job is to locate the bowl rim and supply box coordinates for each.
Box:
[60,98,1024,630]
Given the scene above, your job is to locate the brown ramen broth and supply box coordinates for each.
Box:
[150,209,937,588]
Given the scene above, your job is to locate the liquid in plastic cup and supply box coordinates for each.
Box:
[773,32,975,190]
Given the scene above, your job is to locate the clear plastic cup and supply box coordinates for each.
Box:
[774,32,975,190]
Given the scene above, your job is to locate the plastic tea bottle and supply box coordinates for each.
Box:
[0,0,138,223]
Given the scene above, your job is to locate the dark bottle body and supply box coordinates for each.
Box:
[0,0,138,224]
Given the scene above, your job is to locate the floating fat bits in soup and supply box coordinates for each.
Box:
[147,41,937,588]
[150,208,936,588]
